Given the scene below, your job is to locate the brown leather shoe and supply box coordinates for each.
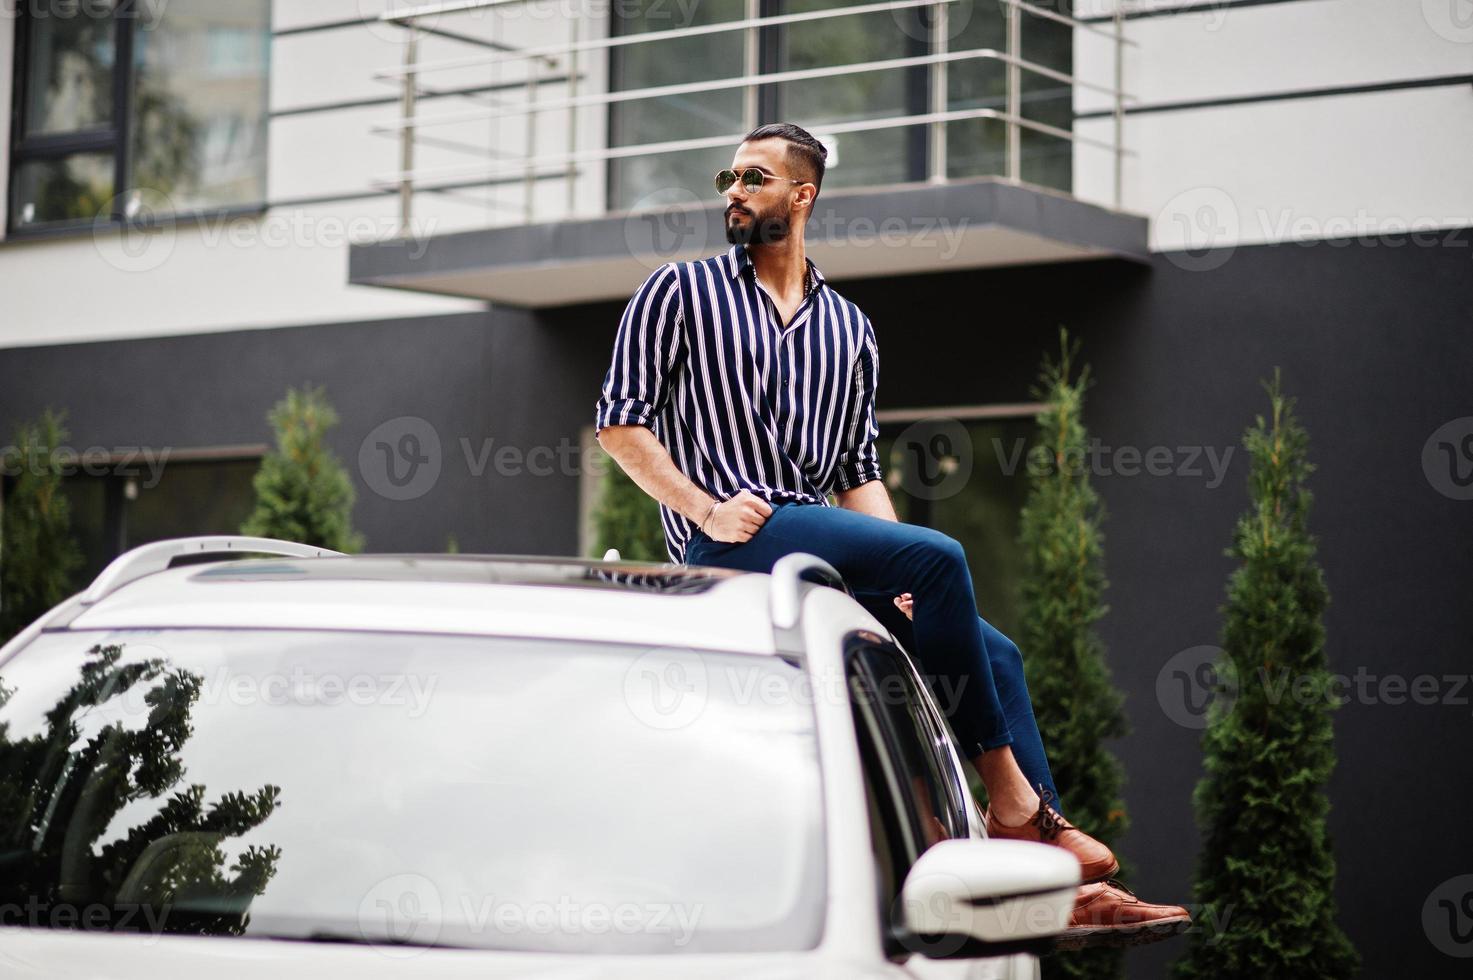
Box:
[1055,880,1192,949]
[984,788,1119,883]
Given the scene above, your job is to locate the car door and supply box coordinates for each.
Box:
[845,632,1039,980]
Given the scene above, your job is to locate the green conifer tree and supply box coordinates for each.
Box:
[1018,330,1128,980]
[1175,372,1357,980]
[241,386,364,552]
[1,410,83,643]
[590,444,667,562]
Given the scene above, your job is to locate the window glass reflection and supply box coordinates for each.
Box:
[129,0,270,209]
[609,0,745,210]
[23,1,117,136]
[0,631,826,952]
[10,153,115,227]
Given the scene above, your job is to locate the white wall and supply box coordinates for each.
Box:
[0,0,609,349]
[1071,0,1473,250]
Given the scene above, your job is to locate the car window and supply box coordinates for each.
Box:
[0,630,826,954]
[850,672,909,919]
[851,643,970,853]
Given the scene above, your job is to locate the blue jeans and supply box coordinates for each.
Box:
[684,500,1060,811]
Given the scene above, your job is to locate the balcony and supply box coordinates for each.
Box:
[348,0,1148,307]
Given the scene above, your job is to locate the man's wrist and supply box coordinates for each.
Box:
[697,498,722,533]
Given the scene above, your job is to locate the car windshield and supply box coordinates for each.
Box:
[0,630,825,953]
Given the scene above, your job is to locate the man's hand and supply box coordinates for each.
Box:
[705,489,773,543]
[893,592,913,620]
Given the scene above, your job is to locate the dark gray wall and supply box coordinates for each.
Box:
[2,230,1470,977]
[0,307,603,557]
[831,237,1473,980]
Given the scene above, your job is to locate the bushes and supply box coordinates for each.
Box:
[240,386,364,552]
[589,443,667,561]
[1017,331,1129,980]
[0,411,82,644]
[1174,372,1357,980]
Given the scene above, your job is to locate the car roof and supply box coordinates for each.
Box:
[60,554,791,655]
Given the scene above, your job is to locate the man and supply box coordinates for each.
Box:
[595,122,1188,944]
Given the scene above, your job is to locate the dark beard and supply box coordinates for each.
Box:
[725,208,792,245]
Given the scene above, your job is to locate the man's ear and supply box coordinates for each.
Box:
[792,183,817,212]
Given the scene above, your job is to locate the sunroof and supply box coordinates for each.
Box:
[189,555,742,595]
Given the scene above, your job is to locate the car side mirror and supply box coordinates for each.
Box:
[897,839,1080,959]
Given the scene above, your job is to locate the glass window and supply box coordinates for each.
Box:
[608,1,1073,204]
[123,458,259,548]
[0,631,826,952]
[9,152,115,226]
[608,0,745,210]
[850,643,968,859]
[55,458,260,588]
[852,674,909,917]
[129,0,270,211]
[946,5,1072,191]
[777,0,926,190]
[8,0,269,232]
[22,1,117,136]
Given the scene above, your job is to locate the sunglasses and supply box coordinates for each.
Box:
[715,167,809,196]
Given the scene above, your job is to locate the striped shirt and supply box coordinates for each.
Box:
[595,243,883,564]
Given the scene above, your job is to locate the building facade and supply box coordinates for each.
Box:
[2,1,1471,975]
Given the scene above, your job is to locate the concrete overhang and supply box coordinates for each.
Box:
[348,178,1149,308]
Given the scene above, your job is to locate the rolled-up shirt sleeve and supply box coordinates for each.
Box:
[833,315,883,491]
[595,263,684,434]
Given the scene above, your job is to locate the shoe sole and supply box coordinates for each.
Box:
[1053,914,1192,951]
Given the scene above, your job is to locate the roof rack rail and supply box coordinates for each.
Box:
[80,536,344,606]
[770,552,848,657]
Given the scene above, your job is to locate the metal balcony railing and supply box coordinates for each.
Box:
[371,0,1134,235]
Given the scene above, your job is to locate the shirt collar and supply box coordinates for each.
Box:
[726,243,826,295]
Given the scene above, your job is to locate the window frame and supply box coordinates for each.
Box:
[6,0,271,240]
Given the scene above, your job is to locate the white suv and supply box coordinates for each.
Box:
[0,536,1078,979]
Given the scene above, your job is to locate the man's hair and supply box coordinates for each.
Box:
[743,122,827,198]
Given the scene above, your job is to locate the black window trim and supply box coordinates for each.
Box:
[7,0,272,240]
